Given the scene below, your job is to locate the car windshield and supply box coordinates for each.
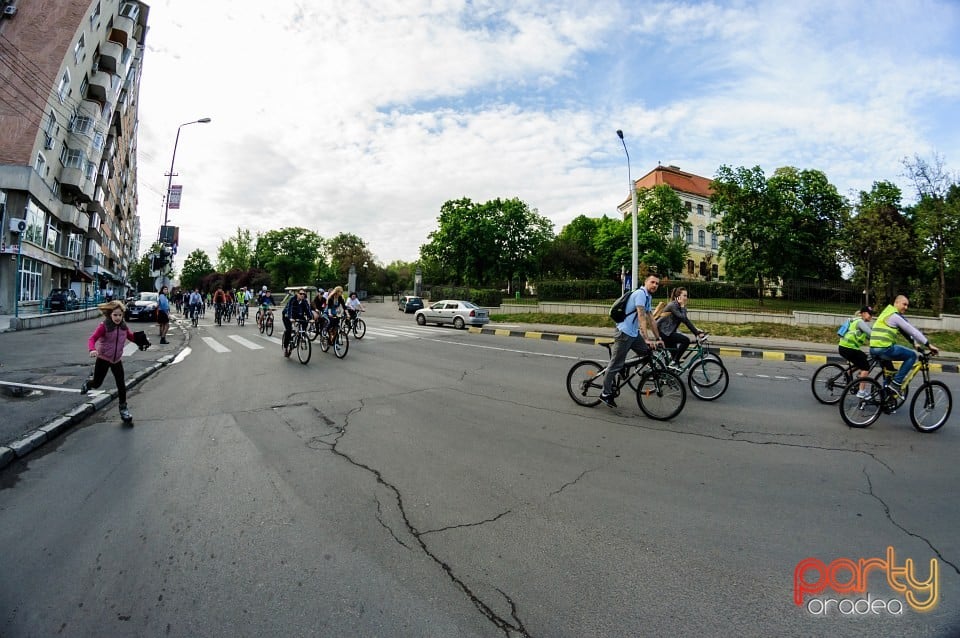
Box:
[461,301,478,309]
[139,293,158,302]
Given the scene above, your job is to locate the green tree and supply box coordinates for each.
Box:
[635,184,690,276]
[491,198,555,293]
[325,232,377,286]
[842,181,918,307]
[903,153,960,313]
[216,227,255,272]
[254,227,323,288]
[129,252,154,293]
[180,249,215,291]
[591,215,631,279]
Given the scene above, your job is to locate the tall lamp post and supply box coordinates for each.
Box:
[616,130,638,291]
[162,117,212,234]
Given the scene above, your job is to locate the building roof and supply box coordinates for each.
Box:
[635,165,713,198]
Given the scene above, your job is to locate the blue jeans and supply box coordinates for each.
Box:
[870,345,916,385]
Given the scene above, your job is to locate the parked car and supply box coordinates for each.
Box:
[415,300,490,329]
[398,295,424,313]
[48,288,79,312]
[125,292,159,322]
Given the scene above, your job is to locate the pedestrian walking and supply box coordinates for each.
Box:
[157,285,171,344]
[80,300,151,423]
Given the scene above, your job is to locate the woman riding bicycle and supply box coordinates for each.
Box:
[656,287,704,371]
[324,286,347,340]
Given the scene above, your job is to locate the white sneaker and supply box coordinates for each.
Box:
[856,389,870,399]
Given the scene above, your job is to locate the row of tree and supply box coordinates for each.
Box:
[129,154,960,312]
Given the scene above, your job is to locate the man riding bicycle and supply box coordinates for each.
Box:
[599,273,663,408]
[346,291,365,325]
[188,288,203,321]
[869,295,939,399]
[282,289,313,357]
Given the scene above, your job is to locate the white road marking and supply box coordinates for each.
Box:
[201,337,231,353]
[0,380,89,394]
[228,335,264,350]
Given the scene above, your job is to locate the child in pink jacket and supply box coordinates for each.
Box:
[81,300,149,422]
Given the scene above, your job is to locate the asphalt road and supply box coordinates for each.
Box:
[1,304,959,637]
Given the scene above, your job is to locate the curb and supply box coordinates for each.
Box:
[468,326,960,373]
[0,324,193,471]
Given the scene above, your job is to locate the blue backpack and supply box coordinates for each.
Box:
[837,318,855,337]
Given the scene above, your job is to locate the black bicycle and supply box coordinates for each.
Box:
[565,342,686,420]
[342,310,366,339]
[282,319,312,364]
[811,356,905,406]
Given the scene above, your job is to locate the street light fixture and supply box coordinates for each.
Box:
[616,130,638,291]
[161,117,212,235]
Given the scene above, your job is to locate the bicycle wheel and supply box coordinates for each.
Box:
[192,312,198,328]
[839,377,882,428]
[334,330,349,359]
[297,332,312,364]
[306,320,319,341]
[910,381,952,433]
[566,361,605,407]
[353,318,366,339]
[688,358,729,401]
[319,328,330,352]
[265,315,274,337]
[811,363,850,405]
[635,370,686,420]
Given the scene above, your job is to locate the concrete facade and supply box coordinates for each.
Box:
[0,0,149,315]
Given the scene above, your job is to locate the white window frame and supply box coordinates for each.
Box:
[35,153,47,175]
[19,257,43,302]
[698,230,706,247]
[74,34,86,64]
[90,1,101,27]
[57,70,71,103]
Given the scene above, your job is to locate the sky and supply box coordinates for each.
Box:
[134,0,960,268]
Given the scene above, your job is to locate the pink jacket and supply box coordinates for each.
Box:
[88,322,135,364]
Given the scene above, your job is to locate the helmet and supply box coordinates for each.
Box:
[261,285,267,291]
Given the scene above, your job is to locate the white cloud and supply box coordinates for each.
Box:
[137,0,960,267]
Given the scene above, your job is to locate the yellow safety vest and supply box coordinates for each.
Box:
[838,318,868,348]
[868,305,899,349]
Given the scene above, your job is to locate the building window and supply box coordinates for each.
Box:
[69,232,83,261]
[35,153,47,175]
[673,223,680,239]
[57,70,71,103]
[46,220,61,253]
[120,2,140,19]
[24,201,45,246]
[686,259,694,275]
[697,204,704,216]
[18,257,43,302]
[698,230,705,247]
[686,228,693,244]
[711,233,718,250]
[61,146,85,169]
[74,34,86,64]
[90,1,101,26]
[712,264,719,279]
[684,201,692,215]
[72,114,95,136]
[699,261,708,277]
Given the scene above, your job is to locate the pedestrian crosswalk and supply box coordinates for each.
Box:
[186,323,458,354]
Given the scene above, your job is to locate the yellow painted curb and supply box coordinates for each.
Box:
[558,334,578,343]
[494,328,511,337]
[763,351,785,361]
[719,347,742,358]
[807,354,828,364]
[524,331,544,339]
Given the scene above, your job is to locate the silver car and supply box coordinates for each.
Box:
[415,300,490,329]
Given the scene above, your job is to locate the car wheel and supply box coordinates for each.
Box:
[453,316,465,329]
[416,314,426,325]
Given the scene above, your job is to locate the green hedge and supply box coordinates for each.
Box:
[664,280,758,300]
[430,286,503,307]
[537,279,622,301]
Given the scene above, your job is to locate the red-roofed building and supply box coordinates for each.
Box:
[618,165,725,281]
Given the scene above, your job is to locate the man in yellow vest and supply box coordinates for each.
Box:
[838,305,877,398]
[868,295,939,398]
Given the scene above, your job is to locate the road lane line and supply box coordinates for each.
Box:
[201,337,231,353]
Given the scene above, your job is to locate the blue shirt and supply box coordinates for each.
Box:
[158,293,170,312]
[615,287,653,337]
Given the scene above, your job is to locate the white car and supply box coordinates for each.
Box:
[415,300,490,329]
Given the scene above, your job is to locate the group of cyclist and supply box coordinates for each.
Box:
[279,285,365,357]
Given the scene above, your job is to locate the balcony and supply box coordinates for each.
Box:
[60,167,95,204]
[111,15,135,47]
[97,40,124,74]
[86,70,116,104]
[86,214,103,241]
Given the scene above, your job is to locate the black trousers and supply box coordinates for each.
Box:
[87,357,126,404]
[662,331,691,364]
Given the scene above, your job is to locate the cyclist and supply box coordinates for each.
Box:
[838,305,880,398]
[324,286,347,342]
[258,290,275,328]
[281,288,313,357]
[868,295,939,399]
[311,289,327,327]
[212,288,227,324]
[345,291,365,329]
[188,288,203,321]
[655,287,704,371]
[599,273,663,408]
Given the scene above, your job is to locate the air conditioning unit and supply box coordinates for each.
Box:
[2,5,16,18]
[9,218,27,233]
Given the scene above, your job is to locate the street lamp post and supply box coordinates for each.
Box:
[162,117,212,236]
[616,130,638,291]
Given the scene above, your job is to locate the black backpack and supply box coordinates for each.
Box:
[609,290,637,323]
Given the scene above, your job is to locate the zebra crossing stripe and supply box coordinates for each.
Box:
[201,336,231,353]
[228,335,264,350]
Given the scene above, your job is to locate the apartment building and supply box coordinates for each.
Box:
[0,0,148,314]
[619,164,726,281]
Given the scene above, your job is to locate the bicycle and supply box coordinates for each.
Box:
[214,302,224,327]
[258,308,274,337]
[190,303,200,328]
[318,319,349,359]
[839,345,952,432]
[343,309,366,339]
[236,303,247,327]
[565,342,686,420]
[811,356,905,406]
[654,333,729,401]
[282,319,312,364]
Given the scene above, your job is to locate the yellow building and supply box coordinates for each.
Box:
[618,165,726,281]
